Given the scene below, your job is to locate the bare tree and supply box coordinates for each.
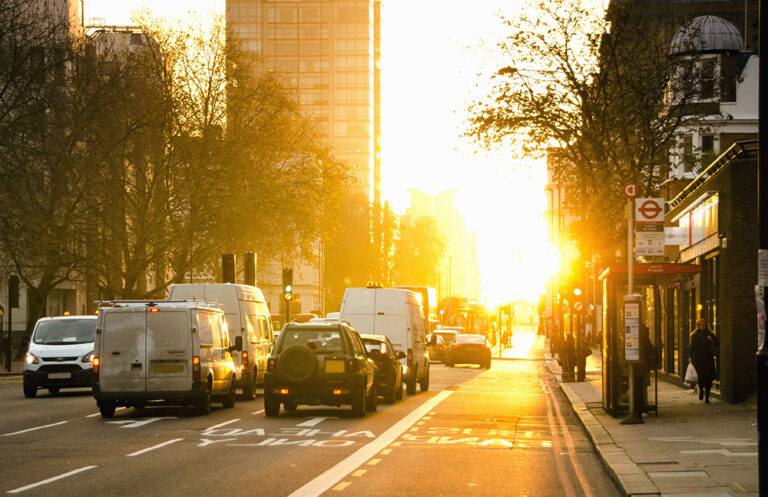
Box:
[467,0,706,261]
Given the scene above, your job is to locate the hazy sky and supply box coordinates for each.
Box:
[85,0,555,302]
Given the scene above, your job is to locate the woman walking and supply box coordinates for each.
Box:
[689,318,719,403]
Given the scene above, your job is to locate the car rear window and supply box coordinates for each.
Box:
[456,335,485,344]
[33,319,96,344]
[362,339,386,354]
[436,332,457,342]
[280,329,344,353]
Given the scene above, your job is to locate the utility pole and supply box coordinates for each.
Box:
[622,183,643,424]
[756,0,766,492]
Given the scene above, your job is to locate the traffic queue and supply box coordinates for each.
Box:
[22,283,450,418]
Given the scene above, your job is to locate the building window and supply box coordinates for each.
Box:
[701,135,714,153]
[681,134,694,173]
[720,54,737,102]
[699,58,717,100]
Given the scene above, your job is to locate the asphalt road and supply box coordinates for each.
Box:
[0,335,619,497]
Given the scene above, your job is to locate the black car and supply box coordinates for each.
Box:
[361,334,404,404]
[444,334,492,368]
[264,322,377,417]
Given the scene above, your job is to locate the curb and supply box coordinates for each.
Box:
[545,357,660,497]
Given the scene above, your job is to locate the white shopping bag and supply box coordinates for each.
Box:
[685,362,698,384]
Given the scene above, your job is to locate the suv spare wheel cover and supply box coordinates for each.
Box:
[277,345,319,383]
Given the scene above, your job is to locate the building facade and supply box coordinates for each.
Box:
[226,0,383,315]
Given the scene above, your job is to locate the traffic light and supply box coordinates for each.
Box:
[282,268,293,301]
[8,275,19,308]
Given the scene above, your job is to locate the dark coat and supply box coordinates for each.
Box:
[690,328,718,384]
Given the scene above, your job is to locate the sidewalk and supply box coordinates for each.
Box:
[547,346,758,497]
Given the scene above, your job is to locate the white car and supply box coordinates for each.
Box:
[23,315,98,398]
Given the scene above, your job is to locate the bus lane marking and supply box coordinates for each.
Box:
[287,390,453,497]
[107,417,176,428]
[127,438,184,457]
[2,421,68,437]
[6,465,97,494]
[296,416,338,427]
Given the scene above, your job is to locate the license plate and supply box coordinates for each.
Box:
[325,360,345,373]
[153,364,185,374]
[48,372,71,379]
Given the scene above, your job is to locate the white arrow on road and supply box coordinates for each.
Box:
[106,417,176,428]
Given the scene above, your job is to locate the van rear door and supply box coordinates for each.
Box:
[146,309,192,392]
[340,289,376,334]
[373,290,408,352]
[100,309,146,392]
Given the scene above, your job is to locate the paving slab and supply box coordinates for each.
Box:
[545,344,758,497]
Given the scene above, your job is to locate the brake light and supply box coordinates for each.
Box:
[452,344,460,349]
[192,356,201,380]
[407,349,413,365]
[267,357,276,373]
[280,388,289,395]
[242,351,249,370]
[333,389,342,395]
[150,307,159,313]
[92,357,100,380]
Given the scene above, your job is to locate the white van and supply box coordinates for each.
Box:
[339,287,429,395]
[167,283,274,400]
[92,301,238,417]
[23,316,98,398]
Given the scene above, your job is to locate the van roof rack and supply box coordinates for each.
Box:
[95,300,222,309]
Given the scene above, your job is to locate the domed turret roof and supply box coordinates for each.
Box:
[670,15,743,55]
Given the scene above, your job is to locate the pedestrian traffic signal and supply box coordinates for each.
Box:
[8,275,19,308]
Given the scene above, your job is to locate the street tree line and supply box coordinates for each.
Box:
[0,4,349,338]
[468,0,712,265]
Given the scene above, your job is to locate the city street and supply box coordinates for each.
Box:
[0,334,618,497]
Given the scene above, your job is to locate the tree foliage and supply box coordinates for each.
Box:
[393,215,445,288]
[467,0,706,261]
[0,7,349,339]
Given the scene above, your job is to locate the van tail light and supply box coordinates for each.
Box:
[192,356,201,380]
[267,357,276,373]
[452,344,460,350]
[407,349,413,365]
[346,358,359,372]
[242,351,249,370]
[92,357,100,381]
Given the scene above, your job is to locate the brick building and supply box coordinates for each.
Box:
[664,141,758,403]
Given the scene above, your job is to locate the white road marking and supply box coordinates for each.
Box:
[296,416,337,427]
[2,421,68,436]
[107,417,176,428]
[127,438,184,457]
[6,465,97,494]
[204,419,240,431]
[287,391,452,497]
[252,409,265,415]
[87,407,126,418]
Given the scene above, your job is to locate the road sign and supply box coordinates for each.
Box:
[623,182,637,199]
[636,232,665,256]
[635,198,665,223]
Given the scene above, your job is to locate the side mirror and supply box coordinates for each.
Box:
[397,351,406,359]
[229,335,243,353]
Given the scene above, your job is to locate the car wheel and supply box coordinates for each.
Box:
[264,392,280,417]
[133,401,146,411]
[366,383,377,412]
[222,379,236,408]
[23,379,37,398]
[383,374,396,404]
[396,376,404,400]
[99,400,116,418]
[47,386,60,395]
[419,364,430,392]
[283,399,297,412]
[242,371,257,401]
[196,381,212,415]
[406,376,417,395]
[351,382,366,417]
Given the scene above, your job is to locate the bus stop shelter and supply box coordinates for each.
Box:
[599,263,701,417]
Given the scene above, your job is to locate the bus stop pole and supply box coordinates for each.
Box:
[622,197,644,424]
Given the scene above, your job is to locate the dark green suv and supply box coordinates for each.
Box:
[264,322,377,417]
